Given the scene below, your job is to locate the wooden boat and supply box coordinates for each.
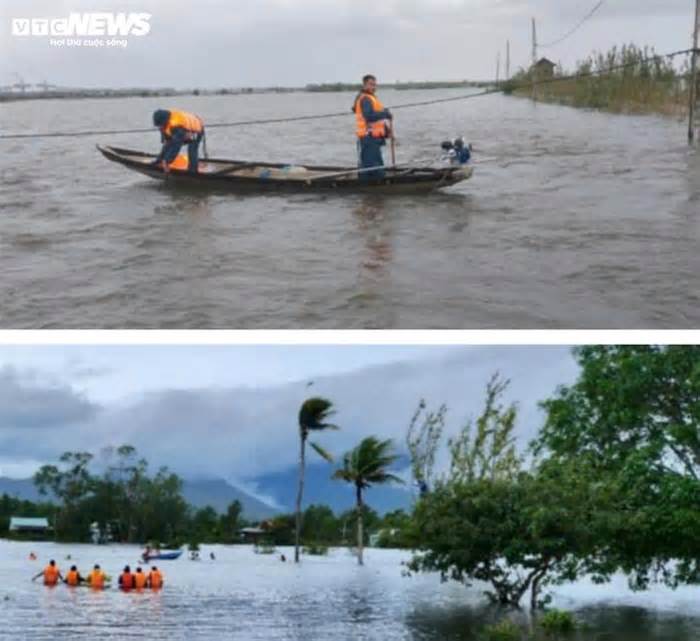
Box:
[97,145,473,194]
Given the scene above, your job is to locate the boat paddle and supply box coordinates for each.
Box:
[390,119,396,167]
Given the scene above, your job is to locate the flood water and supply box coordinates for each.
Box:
[2,541,700,640]
[0,90,698,329]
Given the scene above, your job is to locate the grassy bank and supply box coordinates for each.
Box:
[506,44,693,118]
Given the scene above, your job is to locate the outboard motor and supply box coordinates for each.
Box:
[440,137,472,165]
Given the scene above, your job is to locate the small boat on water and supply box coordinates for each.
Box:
[142,550,182,562]
[96,145,473,194]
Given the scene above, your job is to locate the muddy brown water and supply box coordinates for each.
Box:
[1,90,698,328]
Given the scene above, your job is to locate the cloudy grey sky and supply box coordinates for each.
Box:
[0,345,580,492]
[1,0,695,88]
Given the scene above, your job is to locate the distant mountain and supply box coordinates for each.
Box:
[0,476,275,521]
[251,462,413,515]
[182,478,276,520]
[0,466,412,520]
[0,477,46,503]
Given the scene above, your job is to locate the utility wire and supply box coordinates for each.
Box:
[539,1,605,48]
[0,46,695,141]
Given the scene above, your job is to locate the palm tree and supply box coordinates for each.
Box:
[332,437,403,565]
[295,397,337,563]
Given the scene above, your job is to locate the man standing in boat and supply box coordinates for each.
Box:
[352,75,393,180]
[151,109,205,174]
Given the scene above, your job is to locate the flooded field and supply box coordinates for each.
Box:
[2,541,700,640]
[0,90,698,328]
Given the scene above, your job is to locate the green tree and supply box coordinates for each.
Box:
[332,437,403,565]
[191,506,220,542]
[406,399,446,493]
[406,374,592,609]
[534,345,700,589]
[295,397,337,563]
[301,504,339,544]
[34,451,94,541]
[220,500,243,543]
[448,374,519,483]
[409,460,606,609]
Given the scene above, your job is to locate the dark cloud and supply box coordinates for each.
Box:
[0,366,99,429]
[0,347,579,482]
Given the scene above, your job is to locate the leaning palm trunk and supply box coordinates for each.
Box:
[356,483,364,566]
[294,433,307,563]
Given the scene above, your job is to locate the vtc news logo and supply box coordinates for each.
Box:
[11,13,151,37]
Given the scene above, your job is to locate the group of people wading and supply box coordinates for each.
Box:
[151,74,393,180]
[32,559,164,591]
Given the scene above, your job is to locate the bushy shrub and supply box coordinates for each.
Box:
[482,619,522,641]
[539,609,576,636]
[302,543,329,555]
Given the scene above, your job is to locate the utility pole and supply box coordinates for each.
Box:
[689,0,700,144]
[531,18,538,101]
[506,40,511,80]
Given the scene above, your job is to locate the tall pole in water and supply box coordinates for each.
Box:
[496,51,501,84]
[689,0,700,143]
[506,40,511,80]
[531,18,538,101]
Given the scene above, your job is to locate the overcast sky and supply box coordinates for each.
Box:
[0,345,580,494]
[1,0,696,88]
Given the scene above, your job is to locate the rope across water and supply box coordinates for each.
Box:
[0,48,696,141]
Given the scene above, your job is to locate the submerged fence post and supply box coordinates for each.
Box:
[690,0,700,143]
[531,18,538,101]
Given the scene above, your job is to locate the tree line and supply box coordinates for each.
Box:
[4,346,699,618]
[0,437,406,552]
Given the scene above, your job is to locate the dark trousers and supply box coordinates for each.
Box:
[358,136,385,181]
[185,133,203,173]
[164,132,203,173]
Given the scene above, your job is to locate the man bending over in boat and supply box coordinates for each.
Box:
[151,109,205,174]
[352,75,393,180]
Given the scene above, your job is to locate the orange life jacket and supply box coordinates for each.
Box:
[66,570,79,586]
[43,565,59,586]
[88,571,105,589]
[120,572,134,590]
[148,570,163,589]
[168,154,189,170]
[134,572,147,589]
[162,110,204,139]
[354,92,387,139]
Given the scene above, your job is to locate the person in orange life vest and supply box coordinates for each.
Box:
[32,559,63,586]
[64,565,84,586]
[147,566,163,589]
[87,564,106,589]
[151,109,205,174]
[119,565,135,590]
[133,567,147,589]
[352,74,393,181]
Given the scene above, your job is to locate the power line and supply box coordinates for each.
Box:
[0,47,695,141]
[540,1,605,49]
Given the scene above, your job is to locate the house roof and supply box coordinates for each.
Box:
[536,57,556,67]
[240,527,265,535]
[9,517,49,530]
